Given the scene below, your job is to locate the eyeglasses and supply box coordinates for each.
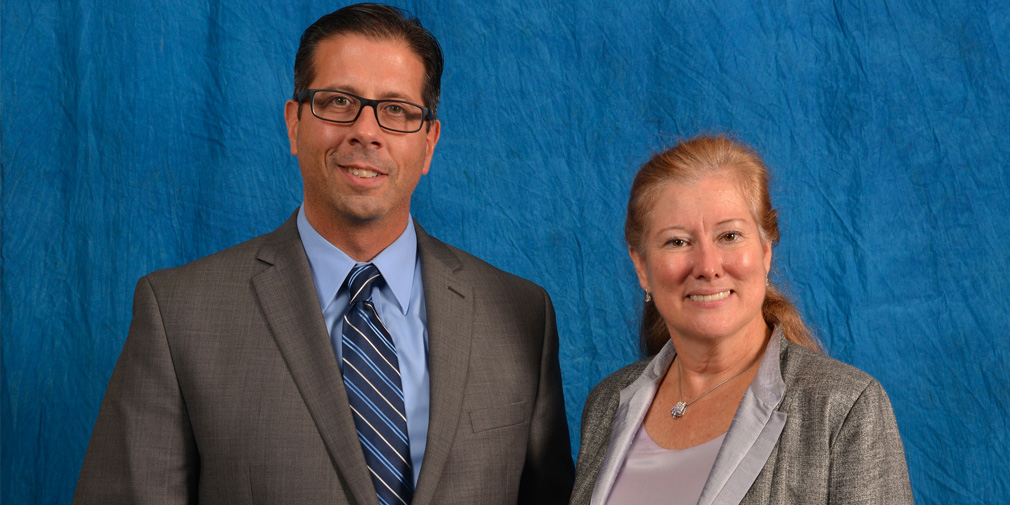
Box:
[297,89,433,133]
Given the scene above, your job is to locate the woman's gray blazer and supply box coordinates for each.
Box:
[571,330,913,505]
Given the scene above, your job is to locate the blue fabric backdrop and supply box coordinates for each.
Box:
[3,0,1008,503]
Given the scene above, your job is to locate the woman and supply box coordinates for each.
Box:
[571,135,913,504]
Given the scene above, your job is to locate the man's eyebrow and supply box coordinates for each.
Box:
[319,86,419,103]
[378,91,417,101]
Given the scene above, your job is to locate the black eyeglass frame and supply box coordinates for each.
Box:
[296,89,434,133]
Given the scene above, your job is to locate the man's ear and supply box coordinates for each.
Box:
[284,100,300,156]
[420,119,441,175]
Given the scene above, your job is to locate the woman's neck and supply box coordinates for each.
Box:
[670,319,772,382]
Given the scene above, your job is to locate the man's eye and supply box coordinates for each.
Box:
[331,96,351,106]
[385,104,405,115]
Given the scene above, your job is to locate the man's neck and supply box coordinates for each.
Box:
[304,209,410,262]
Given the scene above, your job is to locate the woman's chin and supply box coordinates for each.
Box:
[668,316,766,345]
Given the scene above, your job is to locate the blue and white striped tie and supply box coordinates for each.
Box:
[341,264,413,505]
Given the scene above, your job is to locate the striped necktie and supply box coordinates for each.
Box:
[341,264,413,505]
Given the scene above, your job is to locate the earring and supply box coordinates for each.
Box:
[644,290,652,303]
[766,276,770,286]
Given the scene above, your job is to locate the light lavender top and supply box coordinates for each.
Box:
[606,424,726,505]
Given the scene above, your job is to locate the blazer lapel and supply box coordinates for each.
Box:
[250,215,378,505]
[699,332,788,505]
[410,223,473,505]
[590,344,677,505]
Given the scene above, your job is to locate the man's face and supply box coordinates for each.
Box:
[285,33,440,239]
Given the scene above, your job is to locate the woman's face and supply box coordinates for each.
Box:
[630,170,772,345]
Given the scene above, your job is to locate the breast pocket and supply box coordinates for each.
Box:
[468,400,529,433]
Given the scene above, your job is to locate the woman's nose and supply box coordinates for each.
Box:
[692,242,723,279]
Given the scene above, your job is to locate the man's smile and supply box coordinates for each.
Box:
[343,165,382,178]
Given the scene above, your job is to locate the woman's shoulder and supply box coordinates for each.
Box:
[587,358,652,401]
[777,339,896,421]
[578,358,652,447]
[780,340,880,392]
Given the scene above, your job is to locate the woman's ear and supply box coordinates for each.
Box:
[629,247,650,292]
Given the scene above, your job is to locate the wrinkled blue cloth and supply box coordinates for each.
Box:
[2,1,1008,503]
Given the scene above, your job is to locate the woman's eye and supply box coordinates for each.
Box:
[722,232,739,242]
[667,238,687,247]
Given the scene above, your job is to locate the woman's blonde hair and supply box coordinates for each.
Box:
[625,135,822,355]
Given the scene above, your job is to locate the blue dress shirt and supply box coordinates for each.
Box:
[296,206,429,485]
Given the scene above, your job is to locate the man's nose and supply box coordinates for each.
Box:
[346,104,383,146]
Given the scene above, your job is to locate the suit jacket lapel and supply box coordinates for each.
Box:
[590,344,676,505]
[250,214,378,505]
[699,332,788,505]
[410,223,473,505]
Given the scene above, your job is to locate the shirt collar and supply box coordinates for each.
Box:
[296,205,417,315]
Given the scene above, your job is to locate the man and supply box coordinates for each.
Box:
[74,4,573,504]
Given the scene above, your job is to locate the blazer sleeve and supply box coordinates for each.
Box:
[517,289,576,504]
[828,380,914,504]
[73,276,198,505]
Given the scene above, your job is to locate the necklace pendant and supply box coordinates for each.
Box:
[671,401,688,418]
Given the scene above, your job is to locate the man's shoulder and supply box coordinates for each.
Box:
[417,225,547,297]
[144,215,297,287]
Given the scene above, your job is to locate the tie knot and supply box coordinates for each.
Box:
[346,263,382,306]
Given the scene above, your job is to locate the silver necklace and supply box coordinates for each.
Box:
[670,353,761,419]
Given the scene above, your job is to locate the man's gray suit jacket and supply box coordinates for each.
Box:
[570,332,913,505]
[74,213,574,504]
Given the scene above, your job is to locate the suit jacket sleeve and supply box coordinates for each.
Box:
[827,380,914,504]
[74,276,198,505]
[518,289,576,504]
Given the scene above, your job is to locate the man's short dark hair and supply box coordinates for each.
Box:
[293,3,444,118]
